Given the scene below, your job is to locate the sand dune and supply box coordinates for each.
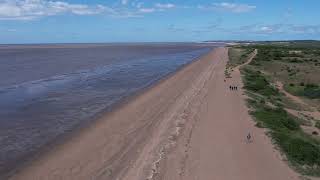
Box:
[10,48,299,180]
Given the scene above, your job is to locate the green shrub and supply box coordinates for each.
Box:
[315,121,320,129]
[243,69,279,97]
[284,83,305,96]
[253,108,300,132]
[303,84,320,99]
[273,132,320,166]
[255,121,264,128]
[287,83,320,99]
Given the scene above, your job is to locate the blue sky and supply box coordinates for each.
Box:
[0,0,319,43]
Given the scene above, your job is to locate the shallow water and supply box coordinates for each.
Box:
[0,43,221,175]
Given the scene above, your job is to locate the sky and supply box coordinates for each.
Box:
[0,0,319,43]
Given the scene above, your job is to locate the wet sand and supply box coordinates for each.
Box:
[10,47,299,180]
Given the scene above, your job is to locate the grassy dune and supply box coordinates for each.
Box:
[229,41,320,176]
[228,48,255,68]
[242,67,320,176]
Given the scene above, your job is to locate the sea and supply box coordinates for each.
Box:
[0,43,222,176]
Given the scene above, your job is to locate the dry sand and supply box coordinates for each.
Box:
[10,47,299,180]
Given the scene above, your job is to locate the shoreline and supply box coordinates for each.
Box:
[9,47,299,180]
[7,47,217,180]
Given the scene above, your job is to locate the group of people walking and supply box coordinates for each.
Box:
[229,85,238,91]
[224,80,252,143]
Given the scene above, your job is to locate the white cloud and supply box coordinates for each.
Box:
[289,24,320,34]
[138,8,155,13]
[7,28,17,32]
[200,2,256,13]
[225,23,320,35]
[260,26,273,33]
[0,0,107,20]
[137,3,175,14]
[155,3,175,9]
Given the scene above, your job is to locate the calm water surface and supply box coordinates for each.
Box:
[0,43,221,176]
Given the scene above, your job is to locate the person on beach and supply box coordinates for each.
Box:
[247,132,252,143]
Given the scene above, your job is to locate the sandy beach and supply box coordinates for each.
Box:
[10,47,300,180]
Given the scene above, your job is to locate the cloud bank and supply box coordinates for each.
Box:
[0,0,107,20]
[0,0,179,20]
[199,2,256,13]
